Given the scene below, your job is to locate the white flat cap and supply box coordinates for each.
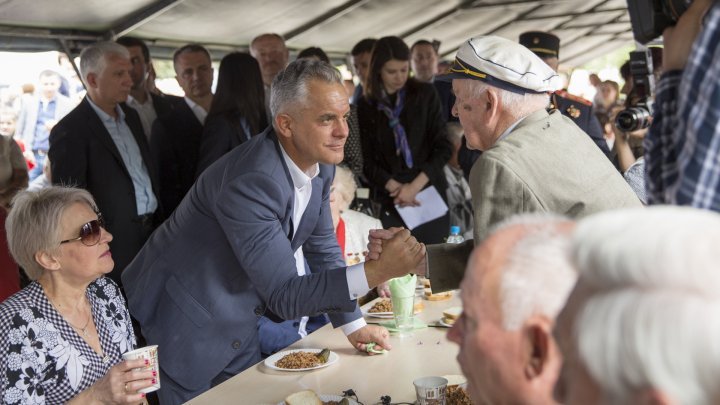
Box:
[438,35,562,94]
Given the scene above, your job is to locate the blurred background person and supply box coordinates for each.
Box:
[15,70,74,181]
[28,155,51,192]
[443,122,473,239]
[151,44,213,217]
[329,165,381,265]
[0,187,154,403]
[0,129,28,208]
[297,46,330,63]
[0,130,28,302]
[358,36,451,244]
[556,206,720,405]
[349,38,376,105]
[594,80,620,116]
[410,39,439,83]
[250,33,289,117]
[195,52,267,175]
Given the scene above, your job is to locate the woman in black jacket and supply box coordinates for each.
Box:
[195,52,268,176]
[357,36,451,244]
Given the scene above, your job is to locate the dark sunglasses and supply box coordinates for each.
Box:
[60,215,106,246]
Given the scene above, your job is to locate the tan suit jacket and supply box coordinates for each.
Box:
[428,109,641,292]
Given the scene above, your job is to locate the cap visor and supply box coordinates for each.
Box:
[435,71,477,82]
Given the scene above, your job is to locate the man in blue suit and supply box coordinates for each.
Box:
[122,59,425,404]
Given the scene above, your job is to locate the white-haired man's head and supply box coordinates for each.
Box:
[555,206,720,405]
[447,213,577,405]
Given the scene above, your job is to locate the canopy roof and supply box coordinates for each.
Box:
[0,0,634,66]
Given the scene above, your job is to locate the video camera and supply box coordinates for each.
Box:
[626,0,693,43]
[616,1,694,131]
[615,49,655,132]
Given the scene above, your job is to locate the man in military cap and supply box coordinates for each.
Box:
[368,35,641,291]
[519,31,610,158]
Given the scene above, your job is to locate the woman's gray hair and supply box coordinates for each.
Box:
[79,41,130,87]
[571,206,720,404]
[332,165,357,212]
[6,187,97,280]
[269,59,343,119]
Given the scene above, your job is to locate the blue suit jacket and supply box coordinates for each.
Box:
[121,127,361,391]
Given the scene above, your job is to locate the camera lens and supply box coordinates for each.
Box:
[615,108,651,132]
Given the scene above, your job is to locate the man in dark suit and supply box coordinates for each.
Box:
[151,44,214,217]
[519,31,611,158]
[116,37,175,139]
[49,41,161,284]
[122,59,425,404]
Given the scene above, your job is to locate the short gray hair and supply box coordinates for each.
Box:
[460,79,549,120]
[332,165,357,212]
[6,187,97,280]
[492,213,577,330]
[79,41,130,87]
[571,206,720,404]
[269,59,343,120]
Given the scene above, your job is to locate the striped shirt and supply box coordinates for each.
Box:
[645,2,720,210]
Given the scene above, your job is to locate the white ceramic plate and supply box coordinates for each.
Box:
[363,310,394,319]
[277,394,359,405]
[265,349,338,372]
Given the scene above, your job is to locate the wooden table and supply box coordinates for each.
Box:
[187,292,463,404]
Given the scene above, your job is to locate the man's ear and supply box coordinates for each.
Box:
[85,73,98,89]
[485,88,501,119]
[523,315,554,381]
[275,113,293,139]
[35,250,60,272]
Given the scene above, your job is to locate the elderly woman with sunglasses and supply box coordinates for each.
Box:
[0,187,154,404]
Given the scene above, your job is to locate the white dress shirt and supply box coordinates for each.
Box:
[279,144,369,336]
[126,92,158,140]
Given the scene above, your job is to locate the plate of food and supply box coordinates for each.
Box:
[363,299,424,319]
[443,375,471,405]
[363,299,394,318]
[437,306,462,327]
[265,348,338,372]
[281,390,359,405]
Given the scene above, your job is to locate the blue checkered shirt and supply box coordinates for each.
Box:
[645,2,720,211]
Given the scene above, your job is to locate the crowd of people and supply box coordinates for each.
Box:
[2,0,720,402]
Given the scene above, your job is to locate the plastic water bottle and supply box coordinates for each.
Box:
[446,225,465,244]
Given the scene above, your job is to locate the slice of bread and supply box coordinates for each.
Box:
[425,291,453,301]
[442,306,462,320]
[284,390,322,405]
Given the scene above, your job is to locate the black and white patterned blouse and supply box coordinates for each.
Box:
[0,277,136,404]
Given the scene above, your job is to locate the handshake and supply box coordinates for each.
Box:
[362,227,426,288]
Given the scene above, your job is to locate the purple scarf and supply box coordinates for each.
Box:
[377,88,413,168]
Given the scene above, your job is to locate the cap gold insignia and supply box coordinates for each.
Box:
[567,105,581,118]
[533,37,540,44]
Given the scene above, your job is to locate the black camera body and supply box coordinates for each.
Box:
[615,49,655,132]
[627,0,692,43]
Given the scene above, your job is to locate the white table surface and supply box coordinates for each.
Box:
[187,292,463,405]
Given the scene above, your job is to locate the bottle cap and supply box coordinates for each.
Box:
[450,226,460,235]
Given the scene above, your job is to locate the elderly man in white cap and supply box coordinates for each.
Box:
[368,36,640,291]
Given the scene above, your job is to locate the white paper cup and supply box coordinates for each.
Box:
[122,345,160,393]
[413,376,448,405]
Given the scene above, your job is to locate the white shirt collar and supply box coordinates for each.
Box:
[184,96,208,124]
[127,92,152,106]
[278,142,319,190]
[86,97,124,122]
